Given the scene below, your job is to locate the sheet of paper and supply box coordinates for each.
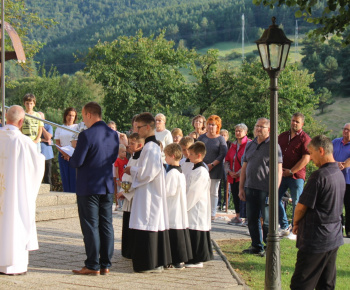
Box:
[55,144,75,157]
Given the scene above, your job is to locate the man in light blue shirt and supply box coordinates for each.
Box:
[332,122,350,238]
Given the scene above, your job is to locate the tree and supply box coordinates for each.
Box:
[84,30,195,130]
[6,68,100,124]
[5,0,56,62]
[214,61,319,135]
[301,35,342,91]
[253,0,350,45]
[316,87,334,114]
[189,49,236,115]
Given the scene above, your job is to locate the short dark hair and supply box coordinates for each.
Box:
[63,107,77,125]
[189,141,206,156]
[164,143,183,161]
[135,112,155,129]
[23,93,36,105]
[84,102,102,117]
[292,112,305,122]
[308,135,333,155]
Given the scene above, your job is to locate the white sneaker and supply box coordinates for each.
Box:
[287,232,297,240]
[185,262,203,268]
[279,225,291,237]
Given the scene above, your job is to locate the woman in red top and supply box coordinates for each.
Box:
[224,123,251,225]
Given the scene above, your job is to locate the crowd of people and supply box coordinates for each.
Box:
[0,93,349,289]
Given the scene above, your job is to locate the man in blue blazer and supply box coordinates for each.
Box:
[69,102,119,276]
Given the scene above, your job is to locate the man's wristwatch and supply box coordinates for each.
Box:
[211,163,215,167]
[289,170,293,176]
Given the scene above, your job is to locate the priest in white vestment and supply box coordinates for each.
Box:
[0,105,45,275]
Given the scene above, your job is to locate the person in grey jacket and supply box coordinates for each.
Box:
[198,115,227,221]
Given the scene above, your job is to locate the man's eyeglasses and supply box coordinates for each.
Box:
[343,128,350,133]
[136,125,147,130]
[255,125,268,129]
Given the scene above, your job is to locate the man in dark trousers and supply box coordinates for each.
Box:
[69,102,119,276]
[290,135,345,290]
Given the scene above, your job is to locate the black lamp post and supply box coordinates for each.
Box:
[255,17,292,290]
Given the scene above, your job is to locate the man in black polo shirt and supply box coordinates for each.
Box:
[291,135,345,290]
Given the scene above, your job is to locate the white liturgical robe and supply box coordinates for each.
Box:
[0,125,45,274]
[165,168,188,229]
[186,165,211,231]
[129,140,169,231]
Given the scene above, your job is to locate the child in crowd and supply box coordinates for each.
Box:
[117,133,144,259]
[21,93,44,153]
[164,143,192,269]
[114,144,128,210]
[171,128,183,144]
[179,136,195,181]
[185,141,213,268]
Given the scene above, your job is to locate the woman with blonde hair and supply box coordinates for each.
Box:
[171,128,183,144]
[198,115,228,220]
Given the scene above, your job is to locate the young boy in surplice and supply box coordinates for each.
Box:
[185,141,214,268]
[124,112,171,273]
[116,133,144,259]
[164,143,192,269]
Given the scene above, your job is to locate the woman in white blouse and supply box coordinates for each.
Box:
[55,107,78,192]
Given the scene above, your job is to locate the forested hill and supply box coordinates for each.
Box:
[27,0,319,74]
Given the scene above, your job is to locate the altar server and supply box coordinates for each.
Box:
[124,112,171,273]
[0,105,45,275]
[117,133,144,259]
[164,143,192,269]
[185,141,214,268]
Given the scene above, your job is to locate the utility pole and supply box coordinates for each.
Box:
[242,14,245,61]
[295,20,299,62]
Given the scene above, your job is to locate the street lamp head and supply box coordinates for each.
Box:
[255,17,292,76]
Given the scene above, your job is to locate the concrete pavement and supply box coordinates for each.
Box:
[0,210,249,290]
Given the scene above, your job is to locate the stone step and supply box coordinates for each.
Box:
[38,183,51,195]
[36,192,77,207]
[36,204,79,222]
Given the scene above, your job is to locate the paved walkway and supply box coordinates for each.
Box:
[2,210,348,289]
[0,210,249,290]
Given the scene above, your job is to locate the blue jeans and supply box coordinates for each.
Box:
[77,193,114,271]
[278,177,304,229]
[245,188,269,251]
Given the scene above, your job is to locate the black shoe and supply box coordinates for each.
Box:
[242,246,265,257]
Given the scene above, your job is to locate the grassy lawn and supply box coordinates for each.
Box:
[197,38,304,66]
[218,239,350,289]
[313,97,350,137]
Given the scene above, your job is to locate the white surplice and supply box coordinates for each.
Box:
[0,125,45,274]
[165,167,188,229]
[129,141,169,231]
[186,164,211,231]
[180,158,193,185]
